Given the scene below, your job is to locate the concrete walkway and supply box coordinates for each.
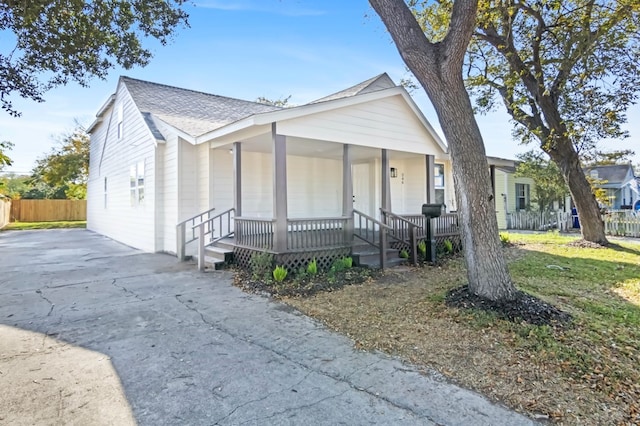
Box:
[0,229,536,425]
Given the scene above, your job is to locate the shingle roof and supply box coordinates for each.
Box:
[584,164,634,185]
[310,73,396,104]
[121,76,281,137]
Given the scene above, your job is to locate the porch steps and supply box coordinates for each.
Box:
[203,244,234,270]
[351,245,406,269]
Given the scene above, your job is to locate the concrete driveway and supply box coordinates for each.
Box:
[0,229,535,425]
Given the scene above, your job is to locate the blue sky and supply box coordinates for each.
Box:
[1,0,638,174]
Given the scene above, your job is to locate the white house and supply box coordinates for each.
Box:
[87,74,457,269]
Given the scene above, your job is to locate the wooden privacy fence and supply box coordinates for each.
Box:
[10,199,86,222]
[0,199,10,228]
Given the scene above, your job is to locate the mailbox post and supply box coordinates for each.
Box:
[422,203,444,263]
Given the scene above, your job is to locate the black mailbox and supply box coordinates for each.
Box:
[421,203,445,263]
[422,203,445,219]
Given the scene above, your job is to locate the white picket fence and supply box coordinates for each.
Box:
[507,210,567,231]
[604,210,640,238]
[508,209,640,238]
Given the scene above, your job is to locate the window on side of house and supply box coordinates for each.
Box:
[434,163,445,205]
[515,183,530,211]
[130,165,137,205]
[104,177,108,209]
[130,161,145,206]
[137,161,145,203]
[117,103,124,139]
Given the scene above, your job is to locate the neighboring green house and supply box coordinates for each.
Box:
[488,156,537,229]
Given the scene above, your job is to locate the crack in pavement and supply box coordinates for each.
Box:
[35,289,55,316]
[213,370,315,425]
[173,295,435,422]
[238,388,351,425]
[344,358,383,382]
[110,279,144,301]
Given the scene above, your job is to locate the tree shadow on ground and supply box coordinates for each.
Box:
[446,242,640,329]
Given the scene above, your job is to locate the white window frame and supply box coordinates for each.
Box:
[434,163,445,205]
[130,161,145,206]
[117,103,124,139]
[515,183,530,211]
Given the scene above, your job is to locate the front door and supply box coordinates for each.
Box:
[352,162,374,218]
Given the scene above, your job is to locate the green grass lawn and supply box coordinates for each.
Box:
[2,221,86,231]
[285,232,640,424]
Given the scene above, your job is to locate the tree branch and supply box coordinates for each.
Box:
[370,0,478,77]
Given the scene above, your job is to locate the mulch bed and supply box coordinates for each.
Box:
[445,285,572,326]
[233,267,376,298]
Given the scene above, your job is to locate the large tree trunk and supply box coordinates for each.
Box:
[546,139,608,245]
[370,0,517,301]
[433,74,517,300]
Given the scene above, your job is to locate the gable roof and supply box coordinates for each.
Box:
[310,73,396,104]
[197,85,449,154]
[120,76,281,137]
[89,74,448,154]
[584,164,634,185]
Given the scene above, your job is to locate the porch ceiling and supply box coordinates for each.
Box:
[212,132,426,162]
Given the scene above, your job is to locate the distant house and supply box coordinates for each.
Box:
[487,157,538,229]
[584,164,639,210]
[86,74,457,269]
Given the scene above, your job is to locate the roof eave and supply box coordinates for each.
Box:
[87,94,116,133]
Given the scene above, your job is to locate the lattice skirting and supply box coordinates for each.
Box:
[233,246,352,272]
[434,235,463,254]
[389,235,463,259]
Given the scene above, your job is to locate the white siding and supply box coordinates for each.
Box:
[158,124,179,253]
[388,156,428,214]
[178,138,199,221]
[197,143,211,213]
[212,148,234,212]
[242,152,273,217]
[87,83,157,252]
[277,95,443,155]
[494,170,509,229]
[287,155,342,218]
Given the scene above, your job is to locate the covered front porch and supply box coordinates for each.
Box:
[179,123,457,270]
[175,83,457,270]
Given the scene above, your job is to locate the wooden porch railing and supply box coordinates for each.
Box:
[353,209,392,269]
[177,207,217,261]
[432,213,460,238]
[234,217,275,251]
[393,213,459,240]
[193,208,235,271]
[380,208,419,265]
[287,217,350,251]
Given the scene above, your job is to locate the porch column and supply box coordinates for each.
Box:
[342,144,354,239]
[426,154,435,204]
[381,149,391,211]
[233,142,242,216]
[272,123,288,252]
